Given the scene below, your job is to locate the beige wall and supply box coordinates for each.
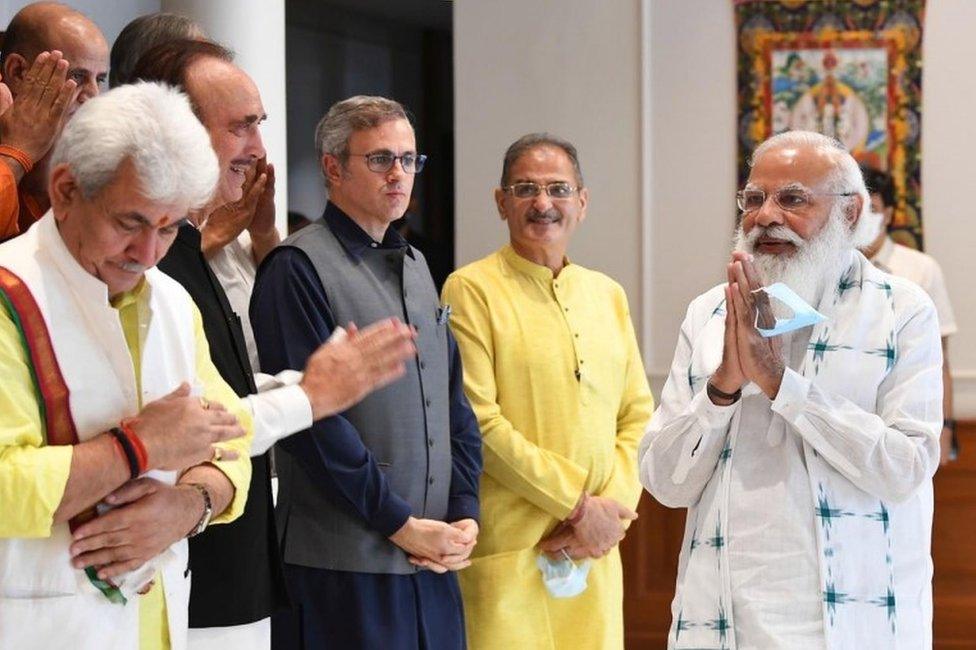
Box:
[453,0,645,332]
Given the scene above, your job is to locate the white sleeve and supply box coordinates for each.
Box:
[771,301,942,502]
[243,370,313,456]
[638,308,737,508]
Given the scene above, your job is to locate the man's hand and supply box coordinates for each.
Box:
[539,495,637,559]
[300,318,417,420]
[940,426,955,466]
[711,260,748,400]
[247,157,280,263]
[68,478,204,580]
[129,382,245,471]
[408,518,479,572]
[200,163,268,257]
[390,516,476,573]
[727,252,785,399]
[0,50,77,174]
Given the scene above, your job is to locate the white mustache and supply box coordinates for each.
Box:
[744,225,805,249]
[117,261,148,273]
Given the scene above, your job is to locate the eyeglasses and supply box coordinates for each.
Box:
[736,187,855,213]
[350,152,428,174]
[502,182,580,200]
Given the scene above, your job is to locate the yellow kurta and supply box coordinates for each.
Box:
[0,279,253,650]
[442,245,654,650]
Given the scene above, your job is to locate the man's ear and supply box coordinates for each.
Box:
[577,186,589,224]
[846,194,864,226]
[2,53,29,96]
[322,153,343,188]
[494,187,507,220]
[48,164,79,218]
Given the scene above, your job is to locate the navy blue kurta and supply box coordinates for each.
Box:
[251,204,482,650]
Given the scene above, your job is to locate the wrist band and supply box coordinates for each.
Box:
[118,420,149,474]
[944,418,957,433]
[0,145,33,174]
[707,381,742,404]
[110,427,140,480]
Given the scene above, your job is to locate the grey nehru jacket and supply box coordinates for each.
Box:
[273,212,453,574]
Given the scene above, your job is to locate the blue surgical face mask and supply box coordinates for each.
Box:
[537,550,591,598]
[752,282,826,338]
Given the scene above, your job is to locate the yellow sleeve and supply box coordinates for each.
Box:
[597,285,655,510]
[443,275,587,520]
[190,304,253,524]
[0,296,72,538]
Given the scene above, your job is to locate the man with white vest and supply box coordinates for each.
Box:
[0,81,254,650]
[640,131,942,649]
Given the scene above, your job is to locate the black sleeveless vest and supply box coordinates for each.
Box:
[158,224,288,627]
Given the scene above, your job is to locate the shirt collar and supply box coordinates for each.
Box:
[871,236,895,272]
[37,210,155,313]
[321,201,412,260]
[498,243,572,282]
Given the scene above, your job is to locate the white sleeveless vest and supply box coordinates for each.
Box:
[0,213,200,650]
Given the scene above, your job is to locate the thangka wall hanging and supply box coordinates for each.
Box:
[735,0,926,249]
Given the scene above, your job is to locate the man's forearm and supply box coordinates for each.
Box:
[53,433,131,523]
[179,464,235,519]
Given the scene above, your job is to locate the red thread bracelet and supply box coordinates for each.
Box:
[119,419,149,474]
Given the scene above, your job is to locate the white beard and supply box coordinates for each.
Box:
[733,207,854,310]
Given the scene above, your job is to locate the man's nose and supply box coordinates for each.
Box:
[128,229,159,267]
[754,194,785,227]
[531,190,554,213]
[246,128,266,160]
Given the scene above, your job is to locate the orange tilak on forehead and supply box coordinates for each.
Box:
[159,216,171,226]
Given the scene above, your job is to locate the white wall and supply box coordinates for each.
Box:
[454,0,645,333]
[920,0,976,417]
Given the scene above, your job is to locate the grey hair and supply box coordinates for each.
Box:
[51,81,218,209]
[501,133,584,187]
[314,95,409,189]
[109,12,204,88]
[750,130,869,241]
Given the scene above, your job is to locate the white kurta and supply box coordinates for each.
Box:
[639,251,942,650]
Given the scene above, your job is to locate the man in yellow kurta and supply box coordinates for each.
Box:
[0,81,252,650]
[442,133,654,649]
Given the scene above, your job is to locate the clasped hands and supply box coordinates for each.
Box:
[710,251,786,403]
[538,493,638,561]
[391,516,479,574]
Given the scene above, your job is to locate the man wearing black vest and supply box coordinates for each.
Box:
[251,95,483,650]
[125,42,418,650]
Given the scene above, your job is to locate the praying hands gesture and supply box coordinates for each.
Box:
[537,493,638,561]
[200,160,269,258]
[711,251,785,402]
[0,50,77,180]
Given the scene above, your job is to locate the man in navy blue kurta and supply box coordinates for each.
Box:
[251,95,482,650]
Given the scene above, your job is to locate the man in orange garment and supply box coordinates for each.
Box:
[0,2,105,239]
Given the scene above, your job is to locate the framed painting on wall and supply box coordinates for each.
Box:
[736,0,926,249]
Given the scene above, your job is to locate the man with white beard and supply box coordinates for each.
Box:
[639,130,943,649]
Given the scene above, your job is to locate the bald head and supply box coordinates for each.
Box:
[184,57,267,205]
[2,2,108,113]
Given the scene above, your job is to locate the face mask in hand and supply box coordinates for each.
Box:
[751,282,826,338]
[537,549,591,598]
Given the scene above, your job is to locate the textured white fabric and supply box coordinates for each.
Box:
[871,236,957,336]
[209,231,260,372]
[639,251,941,650]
